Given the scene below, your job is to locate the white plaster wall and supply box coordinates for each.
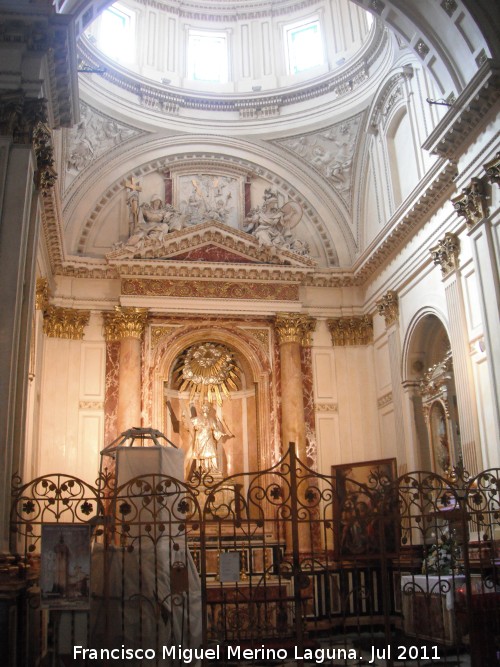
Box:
[37,313,105,485]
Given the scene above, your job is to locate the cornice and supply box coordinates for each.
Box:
[422,60,500,160]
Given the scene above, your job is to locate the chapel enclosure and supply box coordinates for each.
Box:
[9,444,500,667]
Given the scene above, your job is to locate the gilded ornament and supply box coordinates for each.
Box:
[376,290,399,327]
[150,326,179,348]
[102,307,148,341]
[43,306,90,340]
[451,178,488,229]
[172,342,240,406]
[430,232,460,276]
[326,316,373,346]
[274,313,316,346]
[35,278,49,311]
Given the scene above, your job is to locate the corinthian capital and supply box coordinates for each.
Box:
[430,232,460,277]
[326,316,373,346]
[103,307,148,341]
[274,313,316,346]
[43,306,90,340]
[452,178,488,229]
[376,291,399,328]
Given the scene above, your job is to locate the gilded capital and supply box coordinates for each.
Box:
[43,306,90,340]
[430,232,460,277]
[451,178,488,229]
[103,307,148,342]
[35,278,49,311]
[376,291,399,328]
[483,152,500,187]
[274,313,316,346]
[326,316,373,346]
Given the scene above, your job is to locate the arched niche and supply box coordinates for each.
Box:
[402,312,461,474]
[149,325,275,480]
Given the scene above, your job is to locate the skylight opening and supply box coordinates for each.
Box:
[96,3,135,65]
[285,19,324,75]
[187,30,229,84]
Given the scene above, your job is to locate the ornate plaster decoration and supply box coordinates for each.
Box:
[33,121,57,194]
[122,278,300,301]
[64,102,142,188]
[102,306,149,341]
[419,350,453,402]
[376,290,399,327]
[430,232,460,277]
[274,313,316,346]
[368,67,414,134]
[326,316,373,346]
[452,178,488,229]
[108,220,315,267]
[150,325,181,348]
[79,401,104,410]
[43,306,90,339]
[274,114,364,209]
[377,392,393,409]
[238,327,270,351]
[415,39,430,59]
[172,342,241,406]
[483,152,500,187]
[441,0,458,17]
[35,278,50,311]
[314,403,338,413]
[369,0,385,14]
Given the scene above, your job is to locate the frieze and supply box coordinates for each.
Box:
[326,316,373,346]
[314,403,338,413]
[43,306,90,340]
[79,401,104,410]
[377,392,393,409]
[122,278,300,301]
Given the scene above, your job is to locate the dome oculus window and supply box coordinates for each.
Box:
[285,19,323,75]
[187,30,229,83]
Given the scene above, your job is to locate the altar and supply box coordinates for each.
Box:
[400,574,465,645]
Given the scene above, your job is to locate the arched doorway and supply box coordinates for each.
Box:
[403,313,461,474]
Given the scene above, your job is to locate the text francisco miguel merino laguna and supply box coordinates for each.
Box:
[73,644,363,663]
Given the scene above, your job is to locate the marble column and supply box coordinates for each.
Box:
[376,291,407,475]
[103,307,148,435]
[274,313,315,555]
[274,314,315,463]
[430,233,483,473]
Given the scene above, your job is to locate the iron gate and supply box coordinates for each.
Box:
[10,445,500,666]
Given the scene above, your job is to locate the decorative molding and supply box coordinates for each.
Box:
[79,401,104,410]
[102,307,149,341]
[452,178,488,229]
[35,278,49,311]
[33,121,57,194]
[415,39,430,59]
[43,306,90,339]
[314,403,338,413]
[122,278,299,301]
[419,350,453,402]
[441,0,458,17]
[150,325,180,348]
[483,152,500,187]
[377,392,393,409]
[430,232,460,277]
[326,316,373,346]
[274,313,316,346]
[238,327,270,351]
[376,290,399,327]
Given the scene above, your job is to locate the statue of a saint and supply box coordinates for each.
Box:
[190,403,228,476]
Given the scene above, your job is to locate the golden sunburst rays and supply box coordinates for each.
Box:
[173,342,240,406]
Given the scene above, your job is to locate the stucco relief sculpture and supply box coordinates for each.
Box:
[243,189,309,256]
[180,176,235,226]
